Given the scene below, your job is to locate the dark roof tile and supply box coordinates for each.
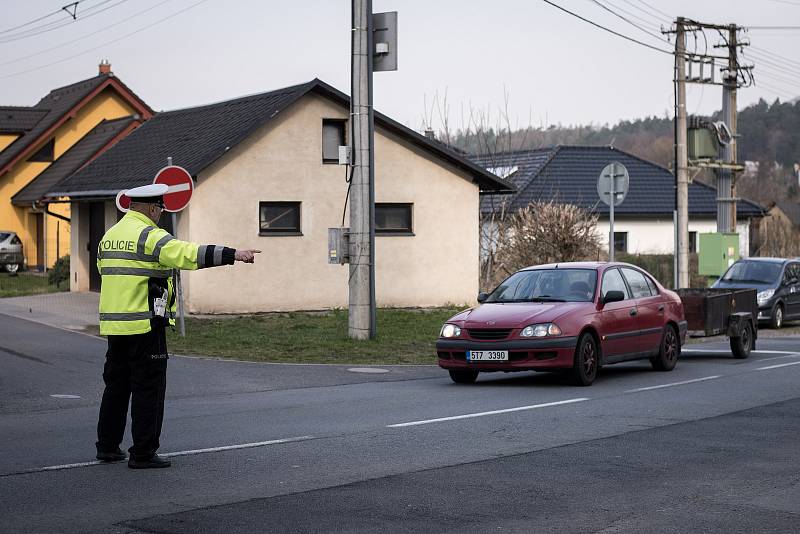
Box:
[0,106,49,133]
[13,116,138,205]
[477,145,764,219]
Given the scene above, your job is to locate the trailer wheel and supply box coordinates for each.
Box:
[730,321,753,359]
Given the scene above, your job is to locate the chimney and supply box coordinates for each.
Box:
[99,59,111,75]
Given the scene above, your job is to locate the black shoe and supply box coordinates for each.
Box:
[128,454,171,469]
[96,448,127,462]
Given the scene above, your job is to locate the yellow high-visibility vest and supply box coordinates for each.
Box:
[97,210,228,336]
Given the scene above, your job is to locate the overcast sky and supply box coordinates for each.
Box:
[1,0,798,132]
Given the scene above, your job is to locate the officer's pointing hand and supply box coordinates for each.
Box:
[234,249,261,263]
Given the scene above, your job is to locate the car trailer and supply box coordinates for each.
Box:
[675,288,758,359]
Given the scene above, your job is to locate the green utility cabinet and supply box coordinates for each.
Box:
[698,233,740,279]
[688,127,718,160]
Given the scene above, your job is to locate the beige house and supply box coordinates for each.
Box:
[46,79,512,312]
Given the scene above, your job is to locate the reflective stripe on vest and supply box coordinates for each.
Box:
[100,267,172,278]
[99,311,154,321]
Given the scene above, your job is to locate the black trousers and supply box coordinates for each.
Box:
[96,327,168,460]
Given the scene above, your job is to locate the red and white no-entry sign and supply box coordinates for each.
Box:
[115,190,131,212]
[153,165,193,212]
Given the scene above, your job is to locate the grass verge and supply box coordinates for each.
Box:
[165,307,463,364]
[0,272,68,298]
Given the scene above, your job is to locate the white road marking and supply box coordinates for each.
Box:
[757,354,800,362]
[50,394,81,399]
[10,436,314,476]
[347,367,389,374]
[386,398,589,428]
[159,435,314,457]
[683,349,795,355]
[625,375,721,393]
[166,183,191,193]
[756,361,800,371]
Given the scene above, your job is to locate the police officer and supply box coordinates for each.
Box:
[95,183,259,469]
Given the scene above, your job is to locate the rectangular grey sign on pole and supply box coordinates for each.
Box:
[372,11,397,72]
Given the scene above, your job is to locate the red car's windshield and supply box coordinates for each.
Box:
[486,269,598,303]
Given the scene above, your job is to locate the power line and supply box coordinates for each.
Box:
[540,0,673,55]
[635,0,672,20]
[618,0,670,26]
[745,50,800,78]
[0,2,84,35]
[747,26,800,30]
[763,0,800,6]
[0,0,175,67]
[589,0,667,44]
[0,0,127,44]
[597,0,664,33]
[750,45,800,69]
[0,0,211,80]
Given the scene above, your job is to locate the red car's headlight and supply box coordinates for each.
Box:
[520,323,562,337]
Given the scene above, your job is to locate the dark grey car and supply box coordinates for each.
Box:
[0,231,24,273]
[712,257,800,329]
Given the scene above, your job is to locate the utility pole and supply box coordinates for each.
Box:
[718,24,738,233]
[349,0,376,340]
[674,17,690,289]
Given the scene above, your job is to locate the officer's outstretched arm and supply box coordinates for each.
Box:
[151,231,235,271]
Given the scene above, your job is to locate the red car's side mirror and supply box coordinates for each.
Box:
[602,290,625,305]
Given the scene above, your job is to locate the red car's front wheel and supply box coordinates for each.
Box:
[571,333,598,386]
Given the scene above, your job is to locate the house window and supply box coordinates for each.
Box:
[322,119,346,163]
[27,138,55,162]
[688,231,697,253]
[613,232,628,253]
[375,203,413,235]
[259,202,301,235]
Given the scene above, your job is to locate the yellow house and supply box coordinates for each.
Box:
[0,61,152,270]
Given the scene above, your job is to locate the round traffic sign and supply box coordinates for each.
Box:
[115,190,131,212]
[153,165,193,212]
[597,161,630,207]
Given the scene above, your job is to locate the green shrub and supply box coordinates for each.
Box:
[48,255,70,288]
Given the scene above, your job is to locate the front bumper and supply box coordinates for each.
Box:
[0,252,23,265]
[757,303,774,322]
[436,336,578,371]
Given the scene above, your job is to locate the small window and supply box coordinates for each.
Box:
[688,231,698,253]
[613,232,628,254]
[621,267,652,299]
[259,202,301,235]
[601,268,630,301]
[375,203,413,235]
[322,119,346,163]
[27,138,55,162]
[10,235,22,245]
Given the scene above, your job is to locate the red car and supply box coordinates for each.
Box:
[437,262,687,386]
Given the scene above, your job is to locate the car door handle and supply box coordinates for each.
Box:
[629,309,637,316]
[658,304,665,312]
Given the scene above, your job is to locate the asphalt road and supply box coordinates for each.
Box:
[1,313,799,533]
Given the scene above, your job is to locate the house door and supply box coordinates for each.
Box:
[88,202,105,292]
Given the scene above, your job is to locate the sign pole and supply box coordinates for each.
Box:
[166,156,186,337]
[609,167,615,263]
[598,162,630,263]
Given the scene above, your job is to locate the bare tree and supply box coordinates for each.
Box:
[488,201,603,290]
[421,88,536,290]
[756,215,800,257]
